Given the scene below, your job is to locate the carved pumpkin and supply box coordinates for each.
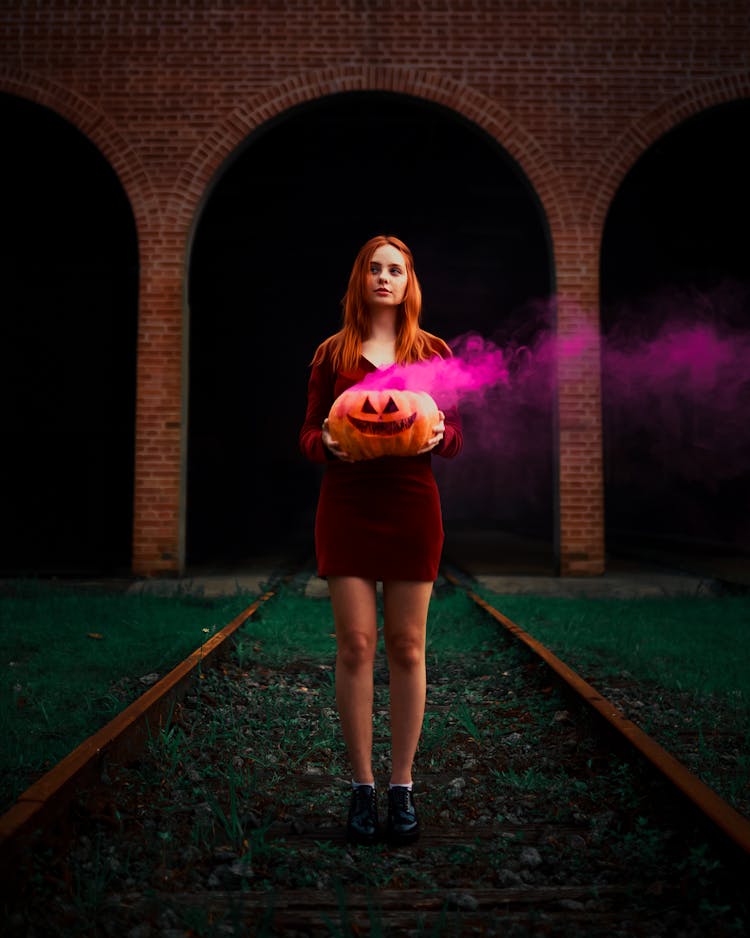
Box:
[328,387,439,460]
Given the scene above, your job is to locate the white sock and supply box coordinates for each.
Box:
[352,779,375,789]
[389,782,413,791]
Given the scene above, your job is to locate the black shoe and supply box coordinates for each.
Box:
[346,785,379,845]
[386,786,420,845]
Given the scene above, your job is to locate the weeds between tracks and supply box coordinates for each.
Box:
[7,582,748,936]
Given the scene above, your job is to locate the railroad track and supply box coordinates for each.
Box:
[2,569,748,936]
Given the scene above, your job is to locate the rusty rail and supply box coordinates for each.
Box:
[443,572,750,859]
[0,588,276,879]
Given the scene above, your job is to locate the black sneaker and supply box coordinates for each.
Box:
[386,786,420,845]
[346,784,379,845]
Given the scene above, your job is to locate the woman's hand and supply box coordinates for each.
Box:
[322,418,356,462]
[417,410,445,453]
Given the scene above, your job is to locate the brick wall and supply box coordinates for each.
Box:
[1,0,748,575]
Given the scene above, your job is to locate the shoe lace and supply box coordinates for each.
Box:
[391,787,411,811]
[353,785,375,810]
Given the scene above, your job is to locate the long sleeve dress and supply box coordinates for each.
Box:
[299,339,462,582]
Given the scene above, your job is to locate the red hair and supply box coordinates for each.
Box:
[312,235,449,371]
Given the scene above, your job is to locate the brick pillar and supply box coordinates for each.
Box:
[554,225,606,576]
[132,234,185,576]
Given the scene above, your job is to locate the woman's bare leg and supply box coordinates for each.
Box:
[382,580,433,785]
[327,576,378,784]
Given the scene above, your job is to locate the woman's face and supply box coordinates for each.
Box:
[365,244,408,311]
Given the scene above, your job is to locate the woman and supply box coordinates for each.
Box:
[299,235,462,846]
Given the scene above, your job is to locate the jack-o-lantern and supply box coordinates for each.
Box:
[328,387,439,460]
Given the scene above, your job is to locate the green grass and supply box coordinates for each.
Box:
[483,593,750,705]
[477,590,750,817]
[4,578,749,816]
[0,579,258,810]
[0,579,497,787]
[236,586,501,667]
[426,587,510,655]
[236,591,338,665]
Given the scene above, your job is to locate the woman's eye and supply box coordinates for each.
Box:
[390,267,402,276]
[370,265,380,273]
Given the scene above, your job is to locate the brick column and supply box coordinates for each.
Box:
[553,225,606,576]
[131,234,185,576]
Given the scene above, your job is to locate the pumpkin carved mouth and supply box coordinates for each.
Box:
[345,394,419,437]
[346,412,418,436]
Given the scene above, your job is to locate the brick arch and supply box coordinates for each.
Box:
[172,66,569,239]
[0,67,160,231]
[584,71,750,230]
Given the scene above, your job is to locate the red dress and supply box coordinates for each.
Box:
[299,341,462,582]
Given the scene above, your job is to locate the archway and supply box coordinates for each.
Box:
[601,99,750,562]
[186,91,553,572]
[0,93,138,575]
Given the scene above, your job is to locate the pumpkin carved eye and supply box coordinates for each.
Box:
[362,397,377,414]
[383,397,399,414]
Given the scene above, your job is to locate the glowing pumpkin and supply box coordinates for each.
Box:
[328,387,439,460]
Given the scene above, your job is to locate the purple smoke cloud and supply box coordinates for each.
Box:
[347,288,750,535]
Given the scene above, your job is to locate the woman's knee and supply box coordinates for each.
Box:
[385,632,425,671]
[337,629,377,670]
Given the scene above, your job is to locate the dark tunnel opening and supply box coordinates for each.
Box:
[0,93,139,575]
[601,99,750,564]
[186,91,553,572]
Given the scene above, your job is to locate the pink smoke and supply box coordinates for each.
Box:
[602,320,750,488]
[603,322,749,402]
[356,333,512,408]
[347,301,749,532]
[351,317,748,447]
[342,286,750,547]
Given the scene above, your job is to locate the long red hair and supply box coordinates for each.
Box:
[312,235,448,371]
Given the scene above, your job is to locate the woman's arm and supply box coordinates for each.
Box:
[432,402,462,458]
[427,335,463,459]
[299,359,336,464]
